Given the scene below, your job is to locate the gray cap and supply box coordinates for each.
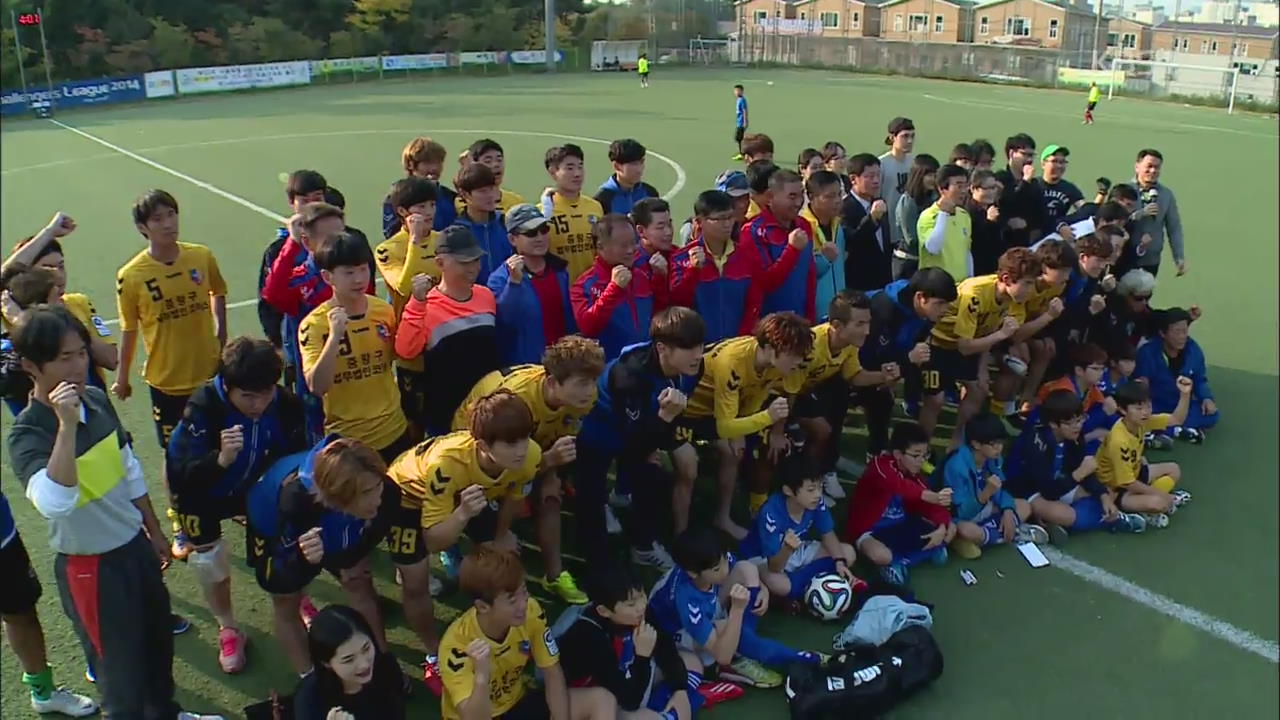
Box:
[436,225,486,261]
[505,203,548,233]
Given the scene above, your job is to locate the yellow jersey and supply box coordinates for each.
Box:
[799,323,863,392]
[439,597,558,720]
[1097,414,1171,489]
[62,292,114,387]
[450,365,594,450]
[1019,278,1066,320]
[115,242,227,394]
[374,229,440,373]
[542,191,603,280]
[386,431,542,529]
[455,188,526,215]
[930,274,1025,350]
[687,336,805,439]
[298,297,406,450]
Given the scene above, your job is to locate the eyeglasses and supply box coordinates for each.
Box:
[516,224,550,237]
[978,184,999,191]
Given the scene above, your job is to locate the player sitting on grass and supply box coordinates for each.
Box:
[451,335,607,604]
[1035,342,1116,451]
[1134,307,1218,447]
[559,565,724,719]
[165,337,308,673]
[650,527,822,691]
[846,422,955,587]
[740,456,860,604]
[1007,389,1147,543]
[245,436,399,678]
[439,547,616,720]
[1096,380,1193,528]
[944,413,1049,559]
[385,390,542,693]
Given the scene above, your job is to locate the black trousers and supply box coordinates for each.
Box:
[574,446,671,570]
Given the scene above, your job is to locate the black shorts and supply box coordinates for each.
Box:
[245,524,332,596]
[385,501,503,566]
[1114,465,1151,503]
[673,415,720,447]
[919,346,980,396]
[1087,101,1098,111]
[149,386,191,449]
[397,367,427,426]
[0,533,42,615]
[793,375,850,422]
[734,126,746,144]
[171,492,244,546]
[500,688,550,720]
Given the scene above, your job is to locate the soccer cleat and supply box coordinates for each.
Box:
[1014,524,1050,545]
[799,650,829,664]
[171,614,191,635]
[1044,523,1070,546]
[31,688,98,717]
[298,595,320,628]
[951,538,982,560]
[1143,432,1173,451]
[422,655,443,696]
[720,657,782,688]
[879,561,909,587]
[1171,489,1192,507]
[821,471,846,501]
[1173,427,1204,444]
[170,531,193,562]
[1141,512,1171,529]
[177,712,226,720]
[608,490,633,509]
[84,664,96,684]
[217,627,248,674]
[631,541,676,571]
[697,680,744,709]
[605,505,623,535]
[541,571,589,604]
[731,153,745,161]
[1111,512,1147,534]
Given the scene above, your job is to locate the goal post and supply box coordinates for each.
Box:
[688,37,731,66]
[1108,57,1241,114]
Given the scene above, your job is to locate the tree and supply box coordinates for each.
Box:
[347,0,412,33]
[67,26,111,76]
[104,39,153,75]
[149,19,196,69]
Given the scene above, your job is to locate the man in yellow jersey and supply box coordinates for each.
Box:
[919,248,1039,452]
[1001,240,1073,417]
[457,138,525,214]
[675,312,812,541]
[1097,379,1193,527]
[115,189,228,558]
[375,176,441,429]
[541,144,604,280]
[439,547,617,720]
[1084,81,1102,124]
[790,292,901,503]
[451,336,604,603]
[299,232,410,464]
[384,391,542,696]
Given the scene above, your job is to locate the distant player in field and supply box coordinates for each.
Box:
[1084,82,1102,124]
[731,84,748,160]
[638,52,651,88]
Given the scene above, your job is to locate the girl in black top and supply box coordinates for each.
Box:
[294,605,405,720]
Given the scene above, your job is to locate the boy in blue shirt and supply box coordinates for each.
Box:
[650,527,821,691]
[740,457,859,602]
[731,85,748,160]
[945,413,1048,559]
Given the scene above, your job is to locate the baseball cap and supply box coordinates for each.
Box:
[1040,144,1070,162]
[436,225,486,261]
[886,117,915,139]
[505,203,547,234]
[715,170,750,197]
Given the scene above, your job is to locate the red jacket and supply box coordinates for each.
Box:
[571,256,665,359]
[260,235,375,318]
[742,207,816,322]
[845,452,952,543]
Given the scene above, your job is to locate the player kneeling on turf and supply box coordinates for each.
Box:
[847,422,955,587]
[1096,380,1193,529]
[166,337,308,673]
[650,527,822,691]
[740,456,859,605]
[439,547,616,720]
[559,565,725,719]
[1007,389,1147,542]
[245,436,399,677]
[943,413,1049,559]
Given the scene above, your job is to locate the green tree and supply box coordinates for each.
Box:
[347,0,412,33]
[149,19,195,69]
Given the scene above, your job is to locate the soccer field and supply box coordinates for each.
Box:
[1,67,1277,719]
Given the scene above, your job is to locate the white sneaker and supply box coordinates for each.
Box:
[608,491,633,508]
[632,541,675,571]
[31,688,97,717]
[605,506,623,535]
[430,574,443,596]
[177,713,226,720]
[821,472,846,501]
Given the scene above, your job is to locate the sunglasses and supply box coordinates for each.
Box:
[516,224,550,237]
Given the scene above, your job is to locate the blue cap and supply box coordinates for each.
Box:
[715,170,750,197]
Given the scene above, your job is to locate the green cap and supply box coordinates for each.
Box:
[1040,144,1069,162]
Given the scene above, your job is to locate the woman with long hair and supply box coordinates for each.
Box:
[294,606,405,720]
[893,154,940,279]
[798,147,824,182]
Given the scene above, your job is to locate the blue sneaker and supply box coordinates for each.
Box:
[879,561,908,586]
[172,614,191,635]
[84,662,96,684]
[1110,512,1147,534]
[440,546,463,581]
[928,546,949,566]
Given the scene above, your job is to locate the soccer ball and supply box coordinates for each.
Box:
[804,573,853,621]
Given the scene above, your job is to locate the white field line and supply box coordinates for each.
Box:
[834,457,1278,663]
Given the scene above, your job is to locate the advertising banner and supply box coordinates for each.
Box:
[1057,67,1123,88]
[175,61,311,95]
[144,70,176,98]
[381,54,449,70]
[311,57,381,75]
[1,75,145,116]
[509,49,564,64]
[460,51,500,65]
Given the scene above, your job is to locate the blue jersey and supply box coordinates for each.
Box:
[649,565,724,647]
[740,493,834,560]
[735,96,747,128]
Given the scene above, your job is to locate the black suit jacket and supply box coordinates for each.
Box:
[840,195,893,292]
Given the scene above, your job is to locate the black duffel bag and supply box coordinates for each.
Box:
[784,625,944,720]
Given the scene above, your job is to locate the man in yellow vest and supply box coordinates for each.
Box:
[1085,81,1102,125]
[638,53,650,88]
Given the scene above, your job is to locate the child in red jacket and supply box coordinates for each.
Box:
[846,422,955,586]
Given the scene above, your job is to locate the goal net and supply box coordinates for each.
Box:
[689,37,731,66]
[591,40,647,71]
[1108,58,1241,113]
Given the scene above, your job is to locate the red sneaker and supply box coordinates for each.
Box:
[217,627,248,674]
[298,595,320,628]
[698,680,744,709]
[422,655,443,696]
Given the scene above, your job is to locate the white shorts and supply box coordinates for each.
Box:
[748,540,823,574]
[1029,486,1082,505]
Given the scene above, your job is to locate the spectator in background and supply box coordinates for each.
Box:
[1130,148,1186,277]
[893,154,940,280]
[970,139,997,171]
[994,133,1044,249]
[489,204,576,365]
[452,162,513,286]
[918,164,973,283]
[459,138,525,214]
[878,117,916,253]
[572,214,662,359]
[259,170,326,349]
[841,153,893,292]
[949,143,975,171]
[821,141,851,193]
[798,147,824,182]
[382,136,457,238]
[595,138,659,215]
[967,168,1006,276]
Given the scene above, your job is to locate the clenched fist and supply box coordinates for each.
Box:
[869,199,887,221]
[217,425,244,468]
[299,527,325,565]
[788,228,810,250]
[328,306,349,336]
[766,397,790,422]
[505,255,526,285]
[457,484,488,519]
[649,254,669,277]
[908,342,931,365]
[412,273,437,301]
[657,387,687,421]
[611,265,632,289]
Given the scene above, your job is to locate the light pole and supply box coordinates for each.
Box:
[545,0,557,72]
